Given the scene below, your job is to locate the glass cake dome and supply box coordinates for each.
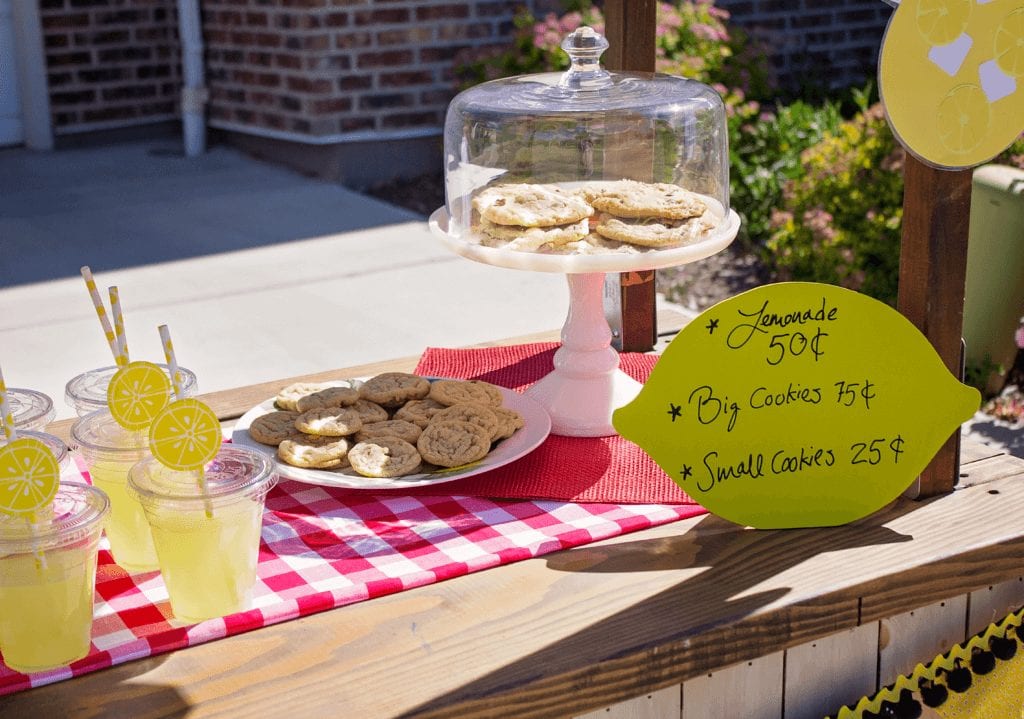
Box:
[430,26,740,437]
[436,26,734,270]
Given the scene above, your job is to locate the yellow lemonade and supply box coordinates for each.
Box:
[0,548,97,672]
[147,499,263,622]
[88,459,158,572]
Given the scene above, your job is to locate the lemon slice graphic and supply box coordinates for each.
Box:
[994,8,1024,77]
[916,0,972,45]
[937,83,991,155]
[0,437,60,516]
[149,398,221,471]
[108,361,171,431]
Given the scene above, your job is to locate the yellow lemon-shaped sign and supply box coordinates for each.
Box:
[149,398,221,471]
[0,437,60,517]
[107,361,171,431]
[612,283,980,529]
[880,0,1024,168]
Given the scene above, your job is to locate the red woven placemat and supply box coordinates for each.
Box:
[410,343,698,505]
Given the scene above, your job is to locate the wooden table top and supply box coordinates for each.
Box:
[8,316,1024,718]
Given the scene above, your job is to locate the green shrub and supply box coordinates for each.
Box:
[766,98,1024,307]
[728,97,843,249]
[766,100,906,306]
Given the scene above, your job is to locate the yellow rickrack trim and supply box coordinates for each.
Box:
[833,605,1024,718]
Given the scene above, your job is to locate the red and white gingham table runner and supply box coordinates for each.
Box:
[2,344,709,695]
[0,462,705,695]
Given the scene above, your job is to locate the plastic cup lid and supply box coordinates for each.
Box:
[7,388,55,431]
[65,364,198,414]
[0,430,70,468]
[71,409,150,454]
[129,444,277,503]
[0,481,110,553]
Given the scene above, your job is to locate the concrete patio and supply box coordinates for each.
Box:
[0,140,579,421]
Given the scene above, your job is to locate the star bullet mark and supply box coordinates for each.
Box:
[706,317,720,334]
[667,403,682,422]
[680,465,692,480]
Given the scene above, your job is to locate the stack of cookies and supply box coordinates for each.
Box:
[582,179,715,248]
[247,372,524,479]
[471,183,594,252]
[468,179,717,253]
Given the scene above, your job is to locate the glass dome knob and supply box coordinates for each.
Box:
[559,27,613,92]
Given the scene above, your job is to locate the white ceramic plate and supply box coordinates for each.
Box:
[232,380,552,490]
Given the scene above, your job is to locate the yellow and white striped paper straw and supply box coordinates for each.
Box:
[80,266,121,364]
[0,364,19,441]
[108,286,129,367]
[158,324,183,399]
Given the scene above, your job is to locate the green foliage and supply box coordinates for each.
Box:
[728,97,843,249]
[965,353,1004,399]
[765,100,906,306]
[764,88,1024,307]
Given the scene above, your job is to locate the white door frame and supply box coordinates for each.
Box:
[8,0,52,149]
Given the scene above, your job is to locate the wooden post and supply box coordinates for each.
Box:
[896,155,973,497]
[602,0,658,353]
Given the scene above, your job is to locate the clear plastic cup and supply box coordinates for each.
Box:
[65,364,198,417]
[0,430,70,472]
[0,482,109,673]
[71,410,158,572]
[7,388,55,431]
[128,445,277,623]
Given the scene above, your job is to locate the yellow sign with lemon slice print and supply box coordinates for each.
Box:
[148,398,221,471]
[880,0,1024,168]
[612,282,980,529]
[0,437,60,517]
[107,361,172,431]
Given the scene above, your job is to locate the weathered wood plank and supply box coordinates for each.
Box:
[896,156,973,496]
[958,436,1006,465]
[681,652,783,719]
[783,623,878,719]
[878,597,967,687]
[956,452,1024,489]
[602,0,658,353]
[968,578,1024,637]
[575,685,679,719]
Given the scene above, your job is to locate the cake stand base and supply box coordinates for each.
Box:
[524,273,641,437]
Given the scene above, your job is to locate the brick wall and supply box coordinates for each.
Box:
[35,0,889,149]
[717,0,892,95]
[40,0,181,133]
[203,0,529,141]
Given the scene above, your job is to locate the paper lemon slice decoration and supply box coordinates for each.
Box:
[879,0,1024,168]
[107,361,171,431]
[612,282,980,529]
[148,398,221,471]
[916,0,972,45]
[0,437,60,517]
[995,8,1024,76]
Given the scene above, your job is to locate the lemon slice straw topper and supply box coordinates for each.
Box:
[0,364,60,570]
[149,326,220,516]
[107,361,172,431]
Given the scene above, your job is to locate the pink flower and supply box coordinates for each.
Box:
[559,12,583,33]
[659,6,683,29]
[692,22,717,40]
